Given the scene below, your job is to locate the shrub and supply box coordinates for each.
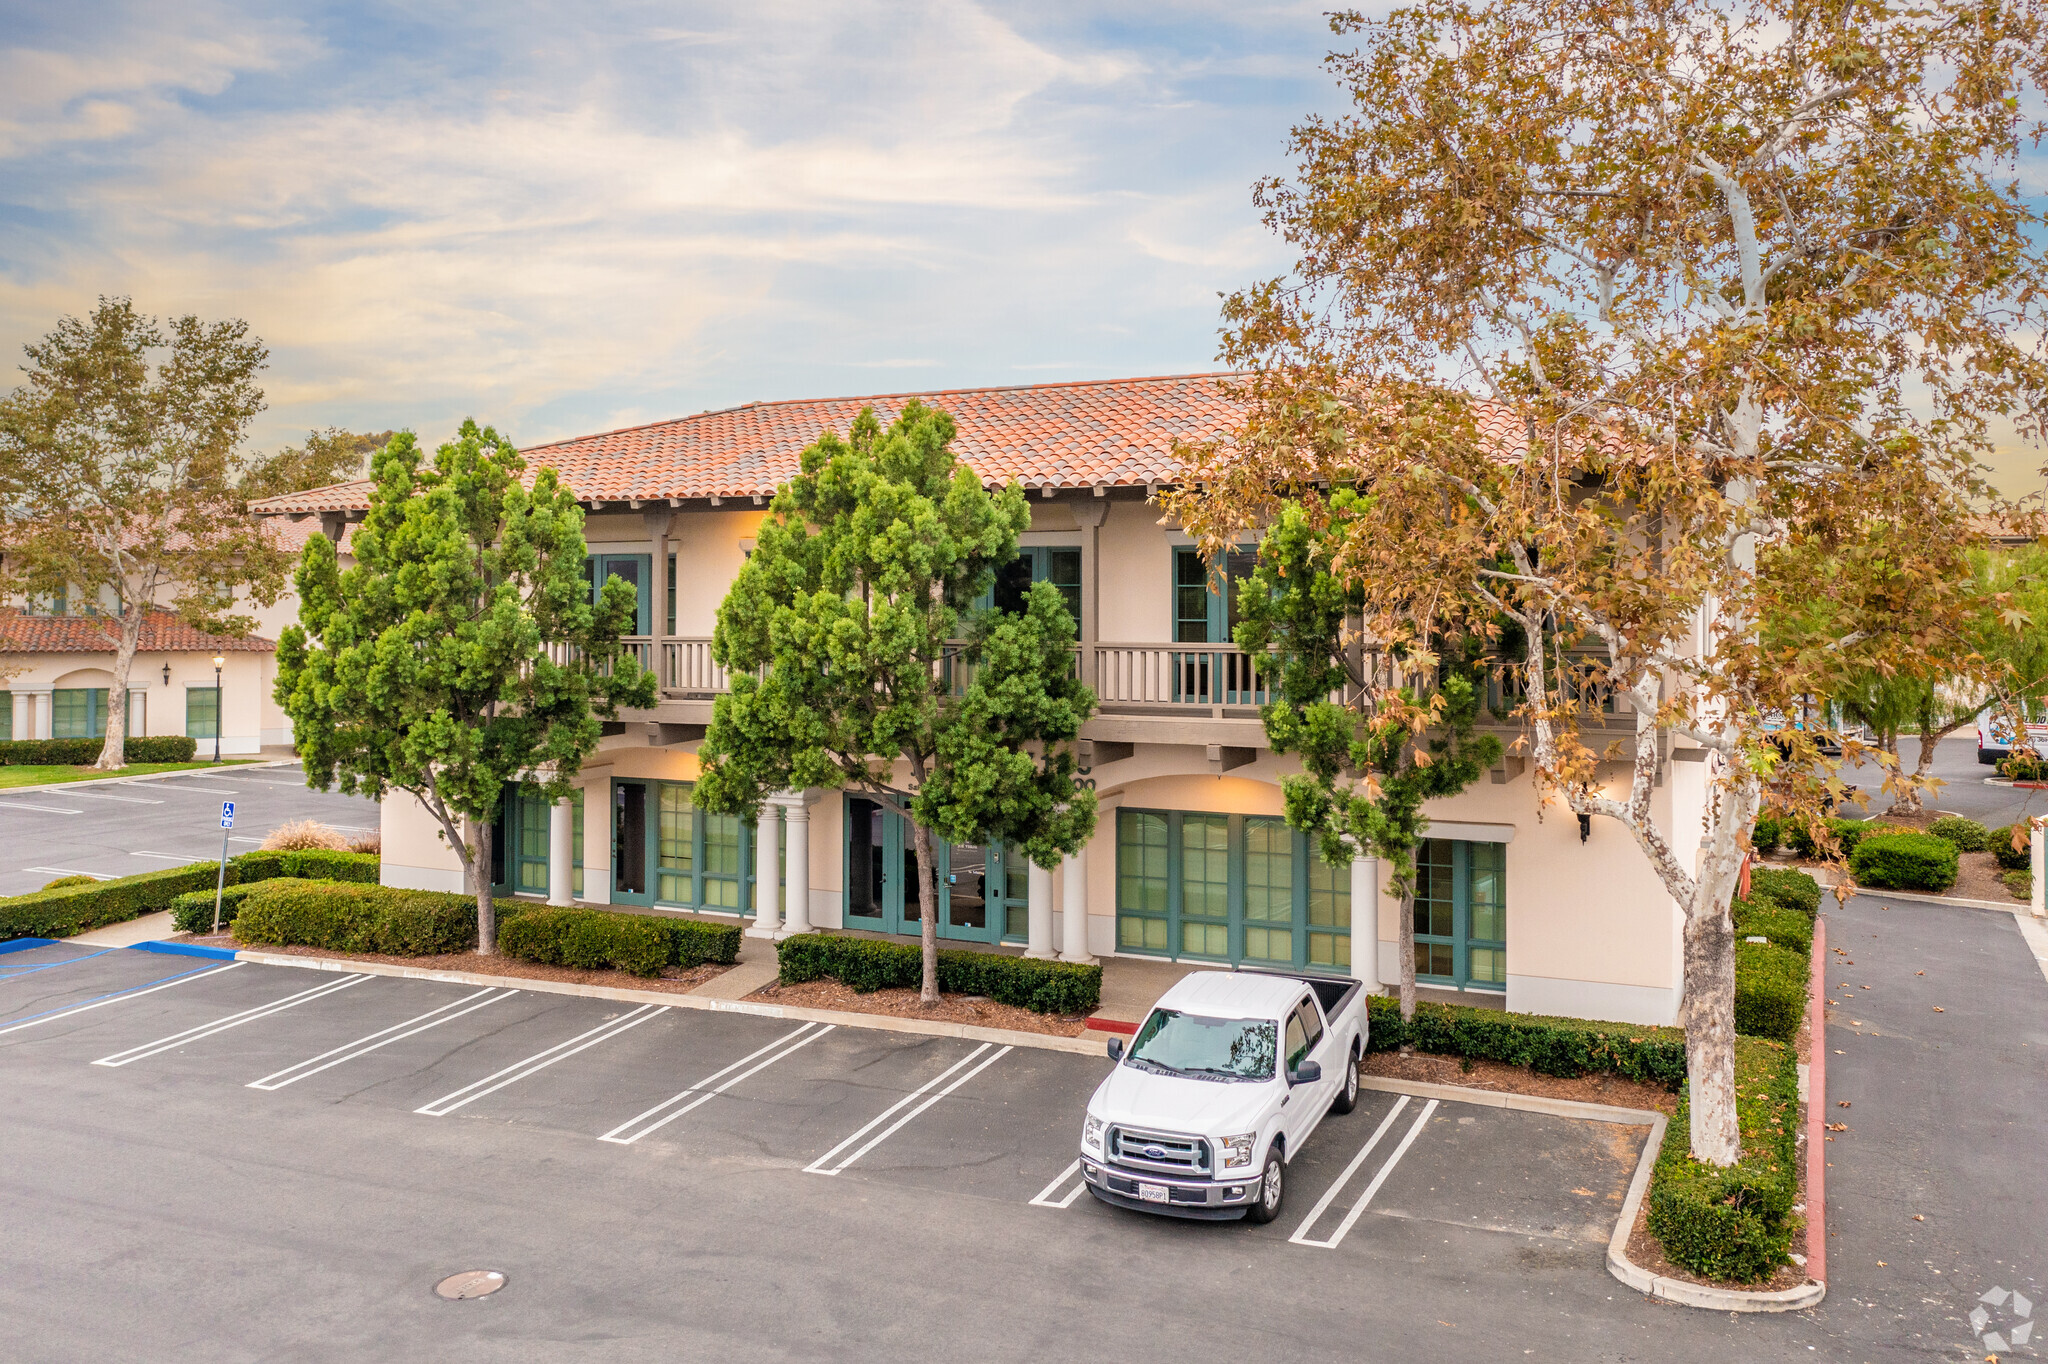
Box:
[346,831,382,855]
[1748,815,1782,855]
[1733,939,1808,1044]
[262,818,348,852]
[777,934,1103,1015]
[232,881,492,956]
[1988,825,2034,871]
[1364,996,1687,1086]
[1786,816,1874,860]
[40,874,99,891]
[1732,901,1812,959]
[672,919,743,968]
[1746,867,1822,919]
[500,907,673,977]
[0,735,200,765]
[170,882,261,934]
[1850,831,1959,892]
[229,849,289,882]
[1646,1037,1801,1283]
[0,861,231,941]
[1999,749,2048,781]
[1927,815,1990,853]
[2003,870,2032,901]
[279,849,381,883]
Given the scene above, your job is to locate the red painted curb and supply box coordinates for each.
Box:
[1806,914,1828,1287]
[1084,1017,1139,1035]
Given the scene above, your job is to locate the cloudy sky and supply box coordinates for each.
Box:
[0,1,2039,494]
[0,0,1343,459]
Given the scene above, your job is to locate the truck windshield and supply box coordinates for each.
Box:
[1124,1009,1276,1082]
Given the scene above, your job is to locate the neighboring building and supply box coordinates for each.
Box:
[253,373,1708,1027]
[0,519,343,755]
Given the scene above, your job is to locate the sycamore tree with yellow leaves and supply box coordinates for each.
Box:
[1170,0,2047,1164]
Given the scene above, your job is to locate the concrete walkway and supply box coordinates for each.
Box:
[67,911,177,947]
[685,931,781,1000]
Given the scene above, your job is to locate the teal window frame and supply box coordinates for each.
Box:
[665,553,677,636]
[979,546,1083,633]
[1413,838,1508,990]
[186,685,220,740]
[1114,807,1351,973]
[0,691,11,740]
[587,553,654,636]
[53,688,131,739]
[654,780,748,913]
[840,797,1028,944]
[496,785,586,899]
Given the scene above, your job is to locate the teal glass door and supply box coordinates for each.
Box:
[1413,838,1507,990]
[588,553,653,635]
[612,780,652,905]
[842,797,1019,945]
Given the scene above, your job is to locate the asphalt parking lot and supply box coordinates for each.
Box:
[0,763,380,897]
[0,944,1839,1363]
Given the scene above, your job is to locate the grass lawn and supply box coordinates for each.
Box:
[0,760,259,789]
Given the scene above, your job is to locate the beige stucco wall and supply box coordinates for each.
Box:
[2,649,275,755]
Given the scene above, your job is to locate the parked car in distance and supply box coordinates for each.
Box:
[1078,969,1367,1223]
[1977,710,2048,766]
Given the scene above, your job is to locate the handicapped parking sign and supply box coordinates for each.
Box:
[221,801,235,829]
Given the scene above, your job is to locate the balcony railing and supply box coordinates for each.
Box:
[662,638,730,695]
[1093,643,1269,711]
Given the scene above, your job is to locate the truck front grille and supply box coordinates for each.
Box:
[1107,1125,1210,1177]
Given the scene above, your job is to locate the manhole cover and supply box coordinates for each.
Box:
[434,1271,507,1300]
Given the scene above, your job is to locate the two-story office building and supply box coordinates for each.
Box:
[254,374,1704,1027]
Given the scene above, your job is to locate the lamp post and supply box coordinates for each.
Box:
[211,655,224,763]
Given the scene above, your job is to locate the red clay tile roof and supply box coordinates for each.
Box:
[0,609,275,654]
[251,373,1248,514]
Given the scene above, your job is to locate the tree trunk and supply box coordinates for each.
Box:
[910,820,939,1006]
[1877,726,1912,814]
[470,815,498,956]
[94,608,146,771]
[1678,895,1742,1166]
[1397,889,1417,1052]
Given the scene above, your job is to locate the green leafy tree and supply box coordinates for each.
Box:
[1234,501,1503,1024]
[696,401,1097,1004]
[0,297,289,768]
[241,428,394,503]
[275,421,654,952]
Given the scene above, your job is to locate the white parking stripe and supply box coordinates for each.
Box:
[599,1021,834,1145]
[91,974,371,1067]
[1028,1160,1088,1209]
[248,986,518,1090]
[1294,1099,1437,1250]
[805,1043,1011,1176]
[1,804,87,815]
[1287,1096,1409,1244]
[0,962,243,1037]
[22,866,109,879]
[155,784,239,795]
[414,1004,667,1117]
[63,790,163,804]
[131,851,205,862]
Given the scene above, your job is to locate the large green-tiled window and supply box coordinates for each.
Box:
[1115,808,1353,973]
[1413,837,1508,990]
[186,686,220,740]
[0,692,11,740]
[499,786,586,899]
[655,781,745,912]
[53,688,133,739]
[516,795,551,893]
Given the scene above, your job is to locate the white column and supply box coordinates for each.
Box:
[1060,847,1094,964]
[1351,854,1379,987]
[749,801,782,938]
[547,797,575,906]
[1025,860,1056,959]
[780,794,812,936]
[2031,818,2044,919]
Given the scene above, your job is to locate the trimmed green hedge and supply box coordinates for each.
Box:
[170,882,262,934]
[1733,900,1813,958]
[1786,816,1878,860]
[1364,996,1687,1086]
[1733,939,1808,1044]
[776,934,1102,1015]
[0,861,230,940]
[1928,816,1990,853]
[1851,831,1959,892]
[1647,1037,1802,1283]
[1747,867,1821,918]
[1989,825,2033,871]
[500,907,672,977]
[0,735,199,765]
[233,881,492,956]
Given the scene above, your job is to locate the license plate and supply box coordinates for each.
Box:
[1139,1183,1169,1203]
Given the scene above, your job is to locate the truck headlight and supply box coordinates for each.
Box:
[1083,1115,1104,1149]
[1221,1132,1256,1169]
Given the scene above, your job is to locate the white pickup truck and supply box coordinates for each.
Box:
[1077,969,1367,1223]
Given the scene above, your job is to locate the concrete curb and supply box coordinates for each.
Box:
[227,949,1109,1056]
[1359,1075,1825,1311]
[0,758,297,794]
[1854,887,2030,913]
[1805,915,1828,1288]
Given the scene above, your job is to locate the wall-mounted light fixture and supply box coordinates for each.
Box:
[1578,812,1592,843]
[161,662,172,686]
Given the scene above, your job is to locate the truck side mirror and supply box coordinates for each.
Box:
[1106,1037,1125,1062]
[1291,1060,1322,1085]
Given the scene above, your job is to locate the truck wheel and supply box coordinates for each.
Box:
[1330,1043,1360,1115]
[1980,746,1996,766]
[1245,1150,1285,1224]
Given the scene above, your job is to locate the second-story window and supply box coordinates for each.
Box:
[988,548,1082,633]
[1173,547,1259,644]
[585,553,653,636]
